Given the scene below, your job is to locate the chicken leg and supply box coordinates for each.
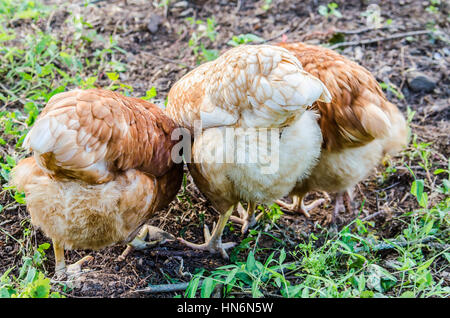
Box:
[229,202,263,234]
[332,189,354,223]
[53,240,93,279]
[276,194,326,218]
[177,205,237,259]
[117,225,175,261]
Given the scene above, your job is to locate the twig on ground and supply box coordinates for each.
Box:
[133,281,193,293]
[148,248,206,258]
[0,219,14,227]
[328,30,430,50]
[332,26,392,35]
[376,182,401,193]
[235,0,242,14]
[360,210,384,222]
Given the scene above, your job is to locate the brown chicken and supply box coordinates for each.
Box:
[166,45,331,257]
[11,89,183,275]
[274,42,408,221]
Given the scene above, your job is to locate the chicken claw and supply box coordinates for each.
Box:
[65,256,94,275]
[230,202,263,234]
[332,190,355,223]
[177,206,236,259]
[53,239,93,280]
[276,194,326,218]
[118,225,175,261]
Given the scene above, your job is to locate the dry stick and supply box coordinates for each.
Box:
[328,30,430,50]
[360,211,384,222]
[332,26,392,35]
[133,281,194,294]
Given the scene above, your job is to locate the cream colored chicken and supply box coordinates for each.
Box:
[11,89,183,275]
[273,42,408,222]
[166,45,331,257]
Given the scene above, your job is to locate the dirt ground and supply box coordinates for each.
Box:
[0,0,448,297]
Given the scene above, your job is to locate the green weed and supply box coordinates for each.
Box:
[186,17,219,64]
[228,34,264,47]
[318,3,342,19]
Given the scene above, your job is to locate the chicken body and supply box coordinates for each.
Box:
[276,42,408,220]
[11,89,183,274]
[166,45,331,257]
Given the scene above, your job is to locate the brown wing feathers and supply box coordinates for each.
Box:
[25,89,179,184]
[278,42,392,151]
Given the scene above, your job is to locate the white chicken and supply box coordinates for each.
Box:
[274,42,408,222]
[166,45,331,257]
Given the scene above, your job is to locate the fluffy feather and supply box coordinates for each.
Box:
[276,42,408,219]
[166,45,329,256]
[12,89,183,272]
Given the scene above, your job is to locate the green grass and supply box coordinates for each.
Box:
[186,16,219,64]
[184,169,449,298]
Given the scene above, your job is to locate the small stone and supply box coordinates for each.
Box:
[406,71,437,93]
[147,14,162,34]
[433,52,442,60]
[173,1,188,7]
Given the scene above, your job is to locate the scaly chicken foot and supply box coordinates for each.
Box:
[118,225,175,261]
[276,194,327,218]
[53,240,93,280]
[177,205,236,259]
[332,190,354,223]
[229,202,263,234]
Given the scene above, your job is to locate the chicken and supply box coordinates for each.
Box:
[166,45,331,257]
[274,42,408,221]
[11,89,183,275]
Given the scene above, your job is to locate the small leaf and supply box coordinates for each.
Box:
[400,291,415,298]
[433,169,446,175]
[141,87,157,100]
[279,248,286,264]
[417,258,434,272]
[360,290,374,298]
[106,72,119,81]
[246,250,257,273]
[200,276,216,298]
[318,5,328,16]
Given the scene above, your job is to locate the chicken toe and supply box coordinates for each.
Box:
[52,240,91,279]
[230,202,263,234]
[66,256,94,275]
[177,206,236,259]
[276,194,326,218]
[118,225,175,261]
